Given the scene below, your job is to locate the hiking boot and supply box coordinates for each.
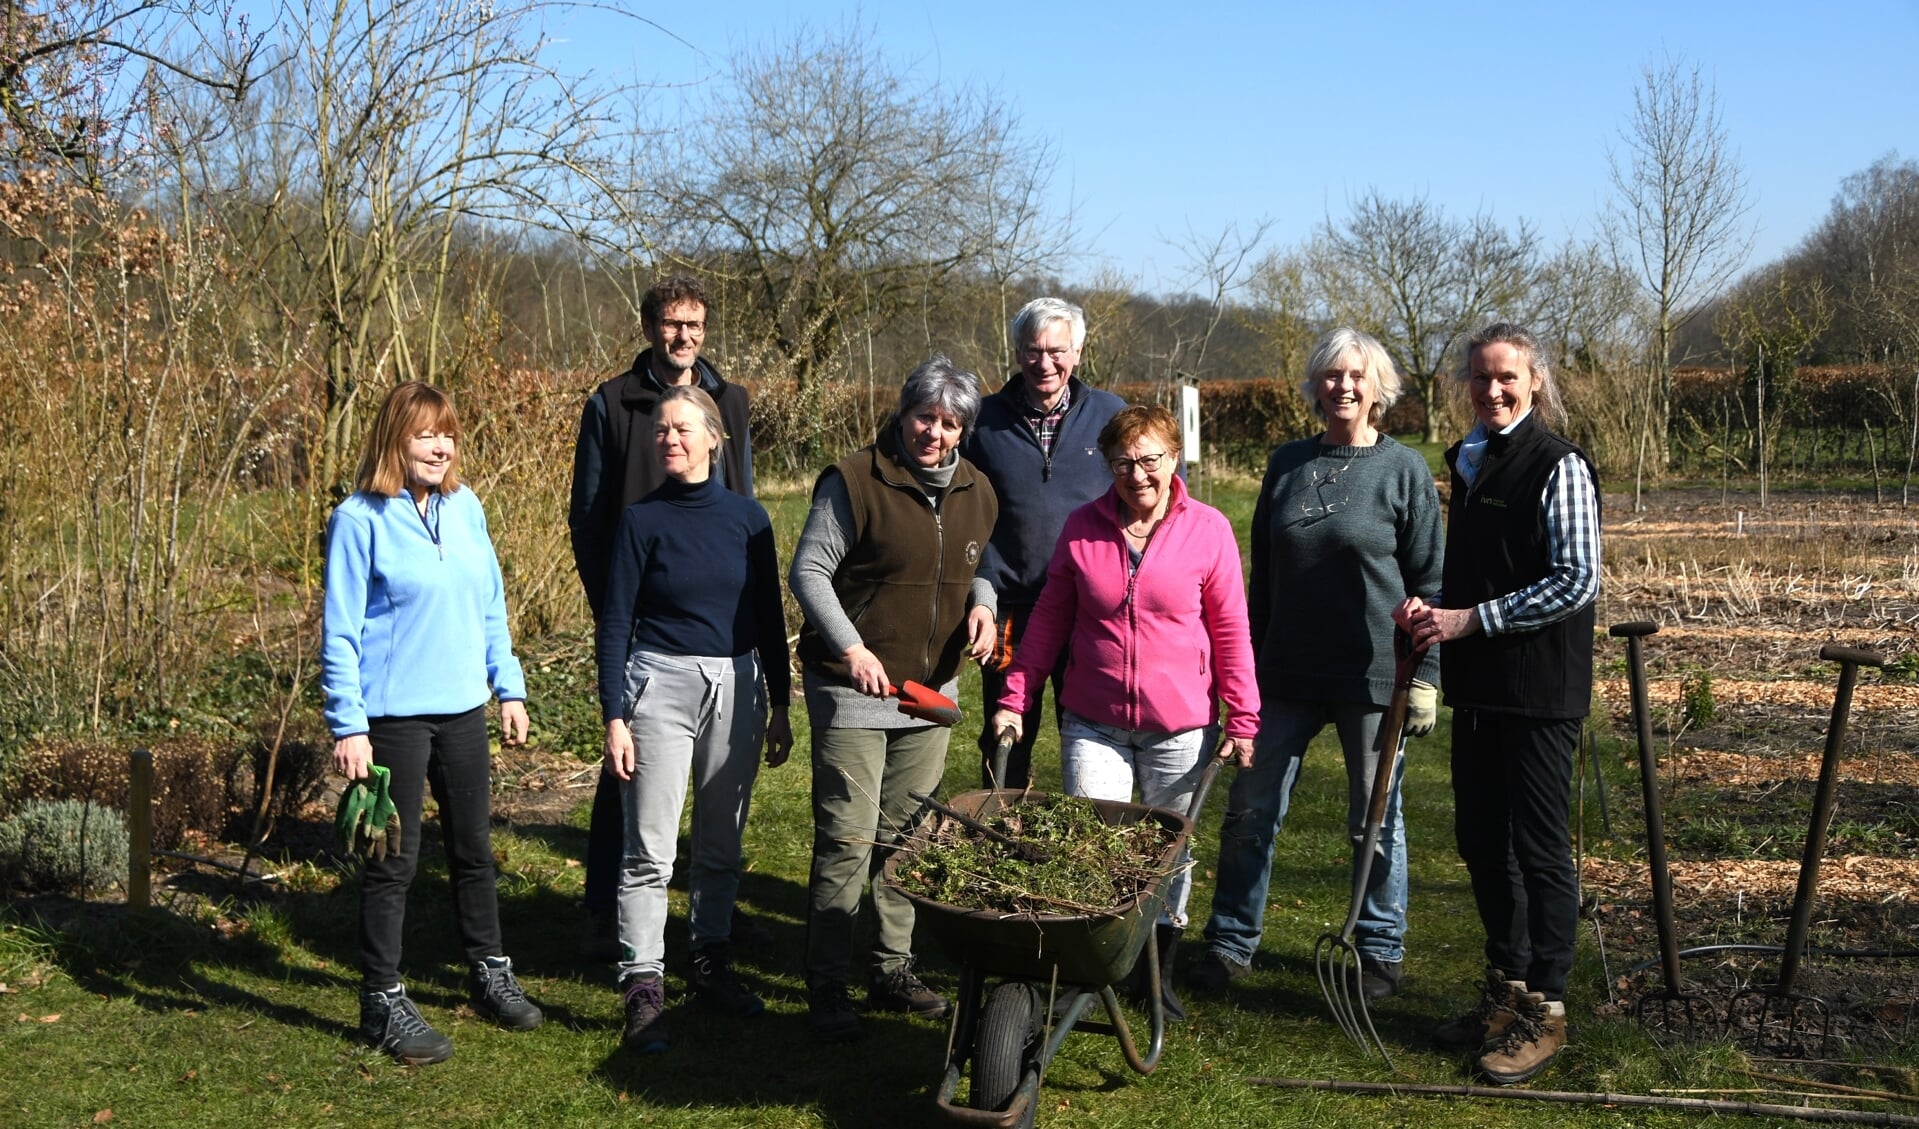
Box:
[579,906,620,963]
[1434,967,1525,1052]
[689,946,764,1018]
[1359,957,1403,1002]
[730,907,775,948]
[621,972,670,1053]
[1476,992,1566,1085]
[469,955,544,1030]
[808,981,862,1041]
[870,963,949,1020]
[359,984,453,1065]
[1186,949,1251,992]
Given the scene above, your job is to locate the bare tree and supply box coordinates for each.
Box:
[1605,55,1754,467]
[1316,189,1537,442]
[0,0,263,186]
[1714,269,1833,505]
[166,0,635,490]
[647,23,1064,399]
[1151,218,1272,385]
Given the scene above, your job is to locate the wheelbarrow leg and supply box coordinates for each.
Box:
[1609,621,1714,1039]
[1726,644,1883,1057]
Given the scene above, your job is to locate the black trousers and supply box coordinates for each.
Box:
[976,603,1068,790]
[1450,708,1581,1000]
[584,765,622,915]
[359,706,503,988]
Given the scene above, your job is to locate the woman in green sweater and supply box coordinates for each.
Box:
[1191,328,1443,1002]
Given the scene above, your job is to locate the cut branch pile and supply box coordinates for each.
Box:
[895,796,1178,917]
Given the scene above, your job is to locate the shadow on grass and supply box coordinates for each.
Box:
[12,891,358,1041]
[590,1003,952,1127]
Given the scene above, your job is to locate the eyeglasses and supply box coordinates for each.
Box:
[1299,458,1353,523]
[1019,346,1073,365]
[1109,451,1170,477]
[658,318,705,334]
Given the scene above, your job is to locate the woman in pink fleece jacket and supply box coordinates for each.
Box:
[989,404,1258,1020]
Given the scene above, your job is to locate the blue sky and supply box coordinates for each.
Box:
[559,1,1919,292]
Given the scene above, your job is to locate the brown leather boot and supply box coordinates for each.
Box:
[1476,992,1567,1085]
[1433,967,1525,1052]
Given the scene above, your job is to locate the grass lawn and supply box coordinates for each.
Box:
[0,475,1868,1127]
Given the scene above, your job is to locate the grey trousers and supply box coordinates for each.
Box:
[615,650,766,982]
[804,723,950,987]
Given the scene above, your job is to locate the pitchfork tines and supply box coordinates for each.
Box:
[1314,913,1393,1068]
[1312,633,1423,1067]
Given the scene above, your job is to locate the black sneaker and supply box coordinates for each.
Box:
[1359,957,1403,1002]
[622,973,670,1053]
[1186,949,1250,992]
[689,946,764,1018]
[869,963,949,1020]
[359,984,454,1065]
[808,981,862,1040]
[469,955,544,1030]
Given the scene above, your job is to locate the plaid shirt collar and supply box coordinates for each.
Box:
[1021,379,1072,456]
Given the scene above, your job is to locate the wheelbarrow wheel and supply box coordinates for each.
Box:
[972,981,1039,1122]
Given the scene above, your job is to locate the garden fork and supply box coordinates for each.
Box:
[1725,643,1883,1057]
[1314,633,1424,1067]
[1610,621,1715,1039]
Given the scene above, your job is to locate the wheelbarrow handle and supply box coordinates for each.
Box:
[988,725,1016,790]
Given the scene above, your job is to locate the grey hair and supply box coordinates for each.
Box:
[653,384,725,470]
[1009,296,1087,353]
[896,354,983,436]
[1454,322,1566,429]
[1300,327,1404,424]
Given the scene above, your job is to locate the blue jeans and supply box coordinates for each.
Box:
[1202,699,1406,965]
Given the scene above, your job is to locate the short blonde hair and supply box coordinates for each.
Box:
[354,381,462,497]
[1300,328,1403,424]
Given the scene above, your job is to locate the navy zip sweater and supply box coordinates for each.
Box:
[595,475,791,722]
[961,374,1126,607]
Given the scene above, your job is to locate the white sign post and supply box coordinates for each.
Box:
[1179,381,1201,466]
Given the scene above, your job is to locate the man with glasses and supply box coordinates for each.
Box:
[568,275,762,964]
[961,297,1125,789]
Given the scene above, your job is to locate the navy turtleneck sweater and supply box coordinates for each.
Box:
[595,474,791,722]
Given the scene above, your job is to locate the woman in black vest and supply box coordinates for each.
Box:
[1396,323,1599,1086]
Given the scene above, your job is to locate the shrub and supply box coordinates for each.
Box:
[1681,668,1717,728]
[0,799,130,894]
[11,737,229,851]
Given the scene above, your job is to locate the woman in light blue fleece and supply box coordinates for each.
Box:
[322,381,542,1066]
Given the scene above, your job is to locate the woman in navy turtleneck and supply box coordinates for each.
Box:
[595,385,792,1054]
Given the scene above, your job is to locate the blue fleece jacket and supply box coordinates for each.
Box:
[322,487,527,737]
[961,374,1126,607]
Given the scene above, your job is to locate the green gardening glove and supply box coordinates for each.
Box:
[335,765,398,861]
[365,764,400,862]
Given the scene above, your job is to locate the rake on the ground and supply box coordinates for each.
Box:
[1314,633,1423,1067]
[1724,644,1883,1057]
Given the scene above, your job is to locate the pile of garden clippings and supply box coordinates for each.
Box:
[896,795,1178,917]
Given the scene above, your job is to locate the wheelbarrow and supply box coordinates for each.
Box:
[882,756,1224,1128]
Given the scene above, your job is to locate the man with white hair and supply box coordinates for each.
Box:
[961,297,1125,789]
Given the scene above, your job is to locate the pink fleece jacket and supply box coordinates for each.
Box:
[999,476,1260,739]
